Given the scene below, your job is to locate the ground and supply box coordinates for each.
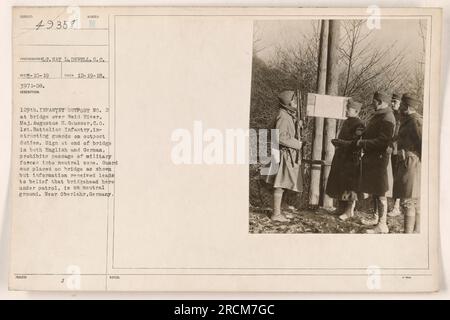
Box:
[249,205,404,234]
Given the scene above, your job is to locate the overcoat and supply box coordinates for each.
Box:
[264,108,303,192]
[326,117,365,199]
[393,112,422,199]
[359,107,396,196]
[390,109,401,173]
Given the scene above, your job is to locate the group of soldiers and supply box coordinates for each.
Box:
[264,90,422,234]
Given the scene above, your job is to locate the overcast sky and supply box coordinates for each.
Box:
[254,19,427,67]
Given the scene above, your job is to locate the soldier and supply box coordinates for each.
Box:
[357,91,396,234]
[326,99,365,221]
[388,93,402,217]
[265,90,303,222]
[393,93,422,233]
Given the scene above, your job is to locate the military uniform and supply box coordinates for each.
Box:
[358,91,396,233]
[391,108,401,172]
[264,90,303,222]
[392,94,422,233]
[359,107,396,196]
[326,117,364,200]
[387,93,402,217]
[393,112,422,199]
[265,108,303,192]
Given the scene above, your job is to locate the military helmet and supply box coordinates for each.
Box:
[277,90,297,112]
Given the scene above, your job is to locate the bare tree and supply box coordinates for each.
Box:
[411,20,427,106]
[248,19,427,210]
[269,21,320,94]
[339,20,409,110]
[253,25,265,55]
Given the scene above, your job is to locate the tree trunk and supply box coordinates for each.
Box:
[322,20,341,209]
[309,20,328,207]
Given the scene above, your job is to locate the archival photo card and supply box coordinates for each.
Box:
[250,18,428,234]
[9,7,441,292]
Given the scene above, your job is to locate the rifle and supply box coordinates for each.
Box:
[357,136,364,191]
[295,89,304,164]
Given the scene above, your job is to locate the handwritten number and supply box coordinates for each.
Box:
[35,19,78,30]
[35,20,44,30]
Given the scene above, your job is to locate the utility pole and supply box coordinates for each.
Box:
[322,20,341,209]
[309,20,328,207]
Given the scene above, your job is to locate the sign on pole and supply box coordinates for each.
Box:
[306,93,348,120]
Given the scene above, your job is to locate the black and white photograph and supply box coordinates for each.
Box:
[249,19,426,234]
[3,5,444,295]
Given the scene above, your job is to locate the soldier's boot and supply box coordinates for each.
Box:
[361,197,379,226]
[284,204,296,219]
[414,202,421,233]
[284,211,294,219]
[361,214,378,226]
[366,197,389,234]
[271,188,289,223]
[330,201,345,215]
[284,208,295,219]
[360,199,378,225]
[339,201,356,221]
[388,199,401,217]
[404,205,416,234]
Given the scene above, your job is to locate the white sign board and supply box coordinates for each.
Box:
[306,93,348,119]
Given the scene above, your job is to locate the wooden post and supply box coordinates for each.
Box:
[322,20,341,209]
[309,20,328,207]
